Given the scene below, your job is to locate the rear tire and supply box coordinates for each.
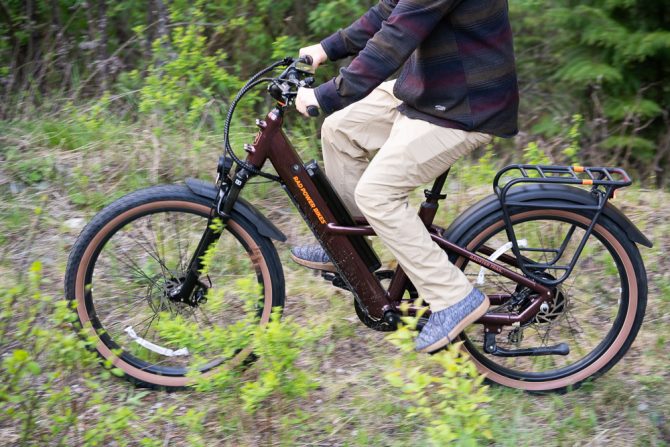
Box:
[64,185,285,389]
[451,207,647,392]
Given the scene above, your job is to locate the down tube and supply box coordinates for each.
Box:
[263,113,392,318]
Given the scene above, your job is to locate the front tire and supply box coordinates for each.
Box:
[64,185,285,388]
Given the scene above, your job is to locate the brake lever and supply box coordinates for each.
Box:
[268,57,318,110]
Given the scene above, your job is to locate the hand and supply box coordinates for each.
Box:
[296,87,319,117]
[299,44,328,69]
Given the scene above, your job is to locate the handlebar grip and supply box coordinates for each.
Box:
[300,55,314,66]
[306,105,320,117]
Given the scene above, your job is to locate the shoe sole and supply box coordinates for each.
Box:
[419,295,490,354]
[290,253,338,273]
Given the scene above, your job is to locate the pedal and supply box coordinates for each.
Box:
[321,272,351,291]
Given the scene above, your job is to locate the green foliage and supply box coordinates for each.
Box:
[198,217,225,276]
[308,0,370,35]
[385,321,493,446]
[152,276,326,419]
[0,254,326,445]
[139,21,243,126]
[0,261,148,445]
[1,1,670,442]
[271,35,302,60]
[238,309,322,413]
[2,0,668,184]
[523,141,552,165]
[3,148,55,185]
[460,143,498,186]
[562,114,583,164]
[512,0,669,183]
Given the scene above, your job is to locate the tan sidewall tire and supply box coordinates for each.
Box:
[455,209,642,392]
[72,199,278,388]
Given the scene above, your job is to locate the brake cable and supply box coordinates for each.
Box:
[222,58,295,182]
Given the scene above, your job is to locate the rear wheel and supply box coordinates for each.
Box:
[452,207,647,392]
[64,185,285,388]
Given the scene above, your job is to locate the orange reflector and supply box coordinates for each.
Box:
[582,179,593,185]
[573,166,585,173]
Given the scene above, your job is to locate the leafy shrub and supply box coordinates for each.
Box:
[0,261,148,446]
[138,21,243,126]
[385,321,493,446]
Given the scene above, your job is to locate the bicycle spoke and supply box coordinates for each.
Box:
[77,202,276,377]
[141,312,161,340]
[127,229,175,279]
[148,215,168,274]
[103,247,160,287]
[169,212,186,273]
[460,212,631,379]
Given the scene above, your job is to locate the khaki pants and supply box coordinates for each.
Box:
[322,81,493,311]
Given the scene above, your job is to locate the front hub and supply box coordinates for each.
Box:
[159,276,210,308]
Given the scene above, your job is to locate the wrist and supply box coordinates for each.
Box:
[320,32,349,61]
[313,80,341,115]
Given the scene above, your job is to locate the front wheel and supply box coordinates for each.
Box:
[452,207,647,392]
[64,185,285,388]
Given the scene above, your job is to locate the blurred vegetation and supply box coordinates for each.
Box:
[0,1,669,446]
[0,0,668,184]
[511,0,670,185]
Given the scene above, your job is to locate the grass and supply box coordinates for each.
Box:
[0,110,669,446]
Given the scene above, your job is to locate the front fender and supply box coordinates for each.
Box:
[185,178,287,242]
[444,184,652,248]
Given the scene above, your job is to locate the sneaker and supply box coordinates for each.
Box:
[290,244,337,272]
[415,288,490,353]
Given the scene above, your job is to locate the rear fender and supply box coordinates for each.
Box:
[185,178,287,242]
[444,184,652,248]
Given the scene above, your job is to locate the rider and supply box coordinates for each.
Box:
[292,0,519,353]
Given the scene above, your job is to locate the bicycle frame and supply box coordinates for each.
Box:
[61,51,653,390]
[212,105,555,327]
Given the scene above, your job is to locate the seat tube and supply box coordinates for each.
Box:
[419,169,449,225]
[387,170,451,305]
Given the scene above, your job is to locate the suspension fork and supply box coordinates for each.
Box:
[173,168,251,303]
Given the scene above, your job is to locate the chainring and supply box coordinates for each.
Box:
[353,270,421,332]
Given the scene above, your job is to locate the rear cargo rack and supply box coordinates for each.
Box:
[492,164,632,286]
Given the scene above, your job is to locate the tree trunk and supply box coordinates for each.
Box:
[97,0,109,92]
[153,0,171,68]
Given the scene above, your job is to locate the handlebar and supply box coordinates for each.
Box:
[222,57,322,182]
[269,56,320,116]
[297,56,320,116]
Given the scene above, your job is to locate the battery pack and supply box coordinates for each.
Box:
[304,160,381,272]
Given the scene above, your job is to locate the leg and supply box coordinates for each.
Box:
[354,114,493,311]
[321,80,400,215]
[290,81,399,270]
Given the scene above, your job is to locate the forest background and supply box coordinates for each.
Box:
[0,0,669,446]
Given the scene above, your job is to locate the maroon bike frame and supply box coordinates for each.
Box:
[241,105,554,326]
